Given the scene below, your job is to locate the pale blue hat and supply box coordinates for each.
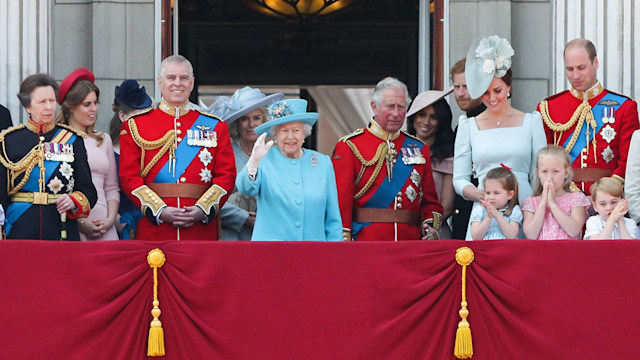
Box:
[254,99,318,136]
[202,86,284,124]
[465,35,515,99]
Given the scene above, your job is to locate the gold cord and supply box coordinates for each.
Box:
[540,100,597,154]
[0,128,46,195]
[128,120,177,177]
[346,141,388,199]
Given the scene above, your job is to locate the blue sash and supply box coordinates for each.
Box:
[5,130,77,236]
[154,114,218,183]
[565,92,626,164]
[352,136,421,238]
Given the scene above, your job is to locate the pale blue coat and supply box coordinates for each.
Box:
[236,147,342,241]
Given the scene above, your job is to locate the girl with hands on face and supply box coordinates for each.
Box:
[522,145,591,239]
[470,166,522,240]
[584,178,637,239]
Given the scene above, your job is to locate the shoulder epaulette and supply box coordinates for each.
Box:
[196,108,222,120]
[57,123,88,139]
[604,90,632,101]
[338,128,364,142]
[401,130,425,145]
[0,124,25,142]
[543,90,569,102]
[125,106,154,121]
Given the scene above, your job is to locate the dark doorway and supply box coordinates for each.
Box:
[178,1,424,95]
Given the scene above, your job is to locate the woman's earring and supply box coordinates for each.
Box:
[507,91,511,98]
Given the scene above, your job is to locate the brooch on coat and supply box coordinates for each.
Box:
[310,154,319,167]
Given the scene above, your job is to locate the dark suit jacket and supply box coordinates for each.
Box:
[0,105,13,131]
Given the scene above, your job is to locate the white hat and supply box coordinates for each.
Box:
[406,87,454,117]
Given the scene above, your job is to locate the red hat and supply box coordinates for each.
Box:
[58,68,95,104]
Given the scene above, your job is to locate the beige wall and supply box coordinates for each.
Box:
[51,0,156,133]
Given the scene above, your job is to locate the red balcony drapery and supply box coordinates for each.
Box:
[0,240,638,359]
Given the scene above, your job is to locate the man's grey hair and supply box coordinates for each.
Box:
[159,55,194,78]
[268,122,313,138]
[371,77,411,107]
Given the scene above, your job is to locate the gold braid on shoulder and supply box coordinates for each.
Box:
[57,123,88,138]
[0,125,46,195]
[346,140,388,199]
[128,119,176,177]
[539,100,597,155]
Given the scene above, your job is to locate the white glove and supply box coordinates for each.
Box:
[247,133,274,179]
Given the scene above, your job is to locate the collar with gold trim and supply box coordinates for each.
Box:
[26,118,56,134]
[368,119,400,141]
[570,82,604,101]
[158,98,191,118]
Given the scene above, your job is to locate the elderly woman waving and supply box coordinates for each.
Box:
[236,99,342,241]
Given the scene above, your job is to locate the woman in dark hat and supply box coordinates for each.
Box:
[236,99,342,241]
[57,68,119,240]
[406,88,455,239]
[0,73,97,240]
[108,79,153,239]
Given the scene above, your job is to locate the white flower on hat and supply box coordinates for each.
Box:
[483,59,495,74]
[475,35,514,78]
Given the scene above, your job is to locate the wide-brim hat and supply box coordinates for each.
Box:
[58,68,95,104]
[465,35,515,99]
[115,79,152,109]
[406,86,454,117]
[203,86,284,124]
[254,99,318,136]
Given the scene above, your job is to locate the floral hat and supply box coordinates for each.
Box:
[202,86,284,124]
[464,35,515,99]
[253,99,319,136]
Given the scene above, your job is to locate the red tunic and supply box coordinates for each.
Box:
[119,100,236,240]
[332,122,443,241]
[538,84,639,194]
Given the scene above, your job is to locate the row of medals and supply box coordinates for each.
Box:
[44,142,75,162]
[186,129,218,148]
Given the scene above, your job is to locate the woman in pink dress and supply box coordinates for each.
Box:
[406,88,455,239]
[56,68,120,240]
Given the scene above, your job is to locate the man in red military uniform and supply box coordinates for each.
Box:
[332,77,443,241]
[119,55,236,240]
[538,38,639,195]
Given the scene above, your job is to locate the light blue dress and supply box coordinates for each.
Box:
[469,205,523,240]
[236,146,342,241]
[453,111,546,240]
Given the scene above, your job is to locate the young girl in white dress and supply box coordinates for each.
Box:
[470,166,522,240]
[584,177,637,239]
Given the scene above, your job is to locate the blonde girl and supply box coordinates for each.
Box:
[522,145,591,239]
[470,166,522,239]
[584,177,637,239]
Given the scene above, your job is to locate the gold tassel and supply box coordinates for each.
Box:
[147,249,166,357]
[454,247,474,359]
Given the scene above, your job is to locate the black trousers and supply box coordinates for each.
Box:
[450,177,478,240]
